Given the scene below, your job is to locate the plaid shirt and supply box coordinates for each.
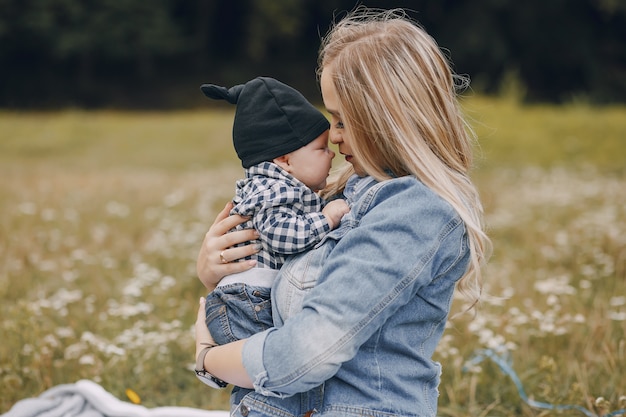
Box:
[230,162,331,269]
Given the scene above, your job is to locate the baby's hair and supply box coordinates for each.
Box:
[319,7,491,310]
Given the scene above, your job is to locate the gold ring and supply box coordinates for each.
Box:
[219,251,228,264]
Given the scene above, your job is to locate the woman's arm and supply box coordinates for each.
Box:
[196,202,260,291]
[240,178,468,396]
[195,297,253,388]
[194,203,260,386]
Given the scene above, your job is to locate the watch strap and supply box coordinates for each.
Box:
[195,345,228,389]
[195,345,215,371]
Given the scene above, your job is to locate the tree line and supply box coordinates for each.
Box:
[1,0,624,109]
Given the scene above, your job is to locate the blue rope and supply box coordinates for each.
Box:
[464,348,626,417]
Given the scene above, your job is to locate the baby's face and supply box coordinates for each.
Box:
[280,131,335,191]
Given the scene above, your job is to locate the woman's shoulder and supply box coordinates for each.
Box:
[360,175,439,201]
[354,175,459,221]
[343,174,424,199]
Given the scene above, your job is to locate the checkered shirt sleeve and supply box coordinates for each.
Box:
[230,162,332,269]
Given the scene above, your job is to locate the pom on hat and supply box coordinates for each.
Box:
[201,84,242,105]
[201,77,329,168]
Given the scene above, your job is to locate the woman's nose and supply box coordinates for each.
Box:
[329,128,341,145]
[329,149,336,159]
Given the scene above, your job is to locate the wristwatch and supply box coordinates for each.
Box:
[195,345,229,389]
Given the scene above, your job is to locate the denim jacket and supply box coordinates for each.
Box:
[237,174,471,417]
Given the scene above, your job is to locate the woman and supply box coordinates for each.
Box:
[195,8,490,417]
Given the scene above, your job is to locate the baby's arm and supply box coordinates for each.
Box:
[240,179,350,254]
[322,199,350,229]
[252,199,348,255]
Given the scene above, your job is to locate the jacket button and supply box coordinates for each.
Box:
[240,405,249,416]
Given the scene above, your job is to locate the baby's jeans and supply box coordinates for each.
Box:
[204,268,278,345]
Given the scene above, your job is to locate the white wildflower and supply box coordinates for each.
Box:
[159,275,176,291]
[18,202,37,215]
[534,275,576,295]
[78,354,96,365]
[40,208,56,221]
[105,201,130,217]
[64,343,86,360]
[608,311,626,321]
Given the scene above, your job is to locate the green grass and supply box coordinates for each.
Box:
[1,98,625,415]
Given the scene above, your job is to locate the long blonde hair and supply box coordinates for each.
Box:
[319,8,491,309]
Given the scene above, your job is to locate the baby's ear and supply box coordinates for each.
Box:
[272,155,291,172]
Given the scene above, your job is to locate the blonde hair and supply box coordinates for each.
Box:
[319,8,490,309]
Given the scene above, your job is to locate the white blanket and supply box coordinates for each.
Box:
[2,380,229,417]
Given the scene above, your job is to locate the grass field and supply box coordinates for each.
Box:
[1,97,625,416]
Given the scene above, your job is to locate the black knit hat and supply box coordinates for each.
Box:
[201,77,330,168]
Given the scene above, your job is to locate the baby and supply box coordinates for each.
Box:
[201,77,349,348]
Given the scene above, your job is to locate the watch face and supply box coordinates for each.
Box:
[196,370,229,389]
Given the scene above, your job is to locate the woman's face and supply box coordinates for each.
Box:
[320,65,365,176]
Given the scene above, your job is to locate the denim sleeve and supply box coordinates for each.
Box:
[242,178,467,397]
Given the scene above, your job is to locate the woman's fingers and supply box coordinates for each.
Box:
[219,228,259,250]
[195,298,204,358]
[221,240,260,263]
[196,297,206,323]
[207,204,249,238]
[196,206,259,290]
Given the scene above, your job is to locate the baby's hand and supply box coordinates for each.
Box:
[322,199,350,229]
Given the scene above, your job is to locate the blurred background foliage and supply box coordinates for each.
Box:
[0,0,625,109]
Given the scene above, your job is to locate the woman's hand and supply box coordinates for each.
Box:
[195,297,216,359]
[196,202,260,291]
[195,297,215,358]
[195,297,253,388]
